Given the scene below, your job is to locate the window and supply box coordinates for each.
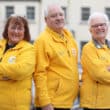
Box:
[71,29,75,37]
[80,41,88,53]
[105,7,110,20]
[62,7,67,22]
[26,6,35,20]
[81,7,90,21]
[6,6,14,18]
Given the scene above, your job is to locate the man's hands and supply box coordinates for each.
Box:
[42,104,54,110]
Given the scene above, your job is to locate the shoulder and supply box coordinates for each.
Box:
[34,30,51,46]
[63,28,77,45]
[63,28,72,36]
[0,38,7,44]
[0,38,7,48]
[17,40,34,50]
[22,40,33,46]
[63,28,76,41]
[82,40,94,51]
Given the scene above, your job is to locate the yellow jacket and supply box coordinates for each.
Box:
[34,27,79,108]
[0,39,36,110]
[80,40,110,109]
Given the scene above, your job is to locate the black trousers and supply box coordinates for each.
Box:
[83,108,95,110]
[35,107,70,110]
[84,108,110,110]
[83,108,96,110]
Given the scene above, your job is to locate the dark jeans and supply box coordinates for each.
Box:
[35,107,70,110]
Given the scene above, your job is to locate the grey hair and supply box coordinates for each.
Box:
[88,12,109,27]
[44,4,62,18]
[44,6,49,18]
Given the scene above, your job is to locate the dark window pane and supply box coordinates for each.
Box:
[80,41,88,51]
[62,7,67,21]
[105,7,110,20]
[27,6,35,20]
[81,7,90,21]
[6,6,14,18]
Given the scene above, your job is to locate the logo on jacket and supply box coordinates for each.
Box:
[71,48,76,56]
[8,56,16,63]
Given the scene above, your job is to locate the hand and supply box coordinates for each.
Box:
[42,104,54,110]
[2,76,11,80]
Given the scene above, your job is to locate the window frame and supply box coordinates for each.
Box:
[81,7,90,23]
[5,6,14,18]
[26,6,35,21]
[105,7,110,20]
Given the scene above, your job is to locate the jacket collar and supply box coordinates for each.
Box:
[0,39,27,50]
[93,39,110,49]
[46,26,67,43]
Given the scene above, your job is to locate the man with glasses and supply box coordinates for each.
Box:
[80,12,110,110]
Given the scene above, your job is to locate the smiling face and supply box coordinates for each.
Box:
[7,19,25,45]
[45,5,65,34]
[89,16,108,43]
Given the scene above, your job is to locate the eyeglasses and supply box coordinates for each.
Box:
[91,23,107,28]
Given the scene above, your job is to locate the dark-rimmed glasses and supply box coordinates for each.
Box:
[91,23,107,29]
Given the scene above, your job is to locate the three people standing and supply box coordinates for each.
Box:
[1,3,109,110]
